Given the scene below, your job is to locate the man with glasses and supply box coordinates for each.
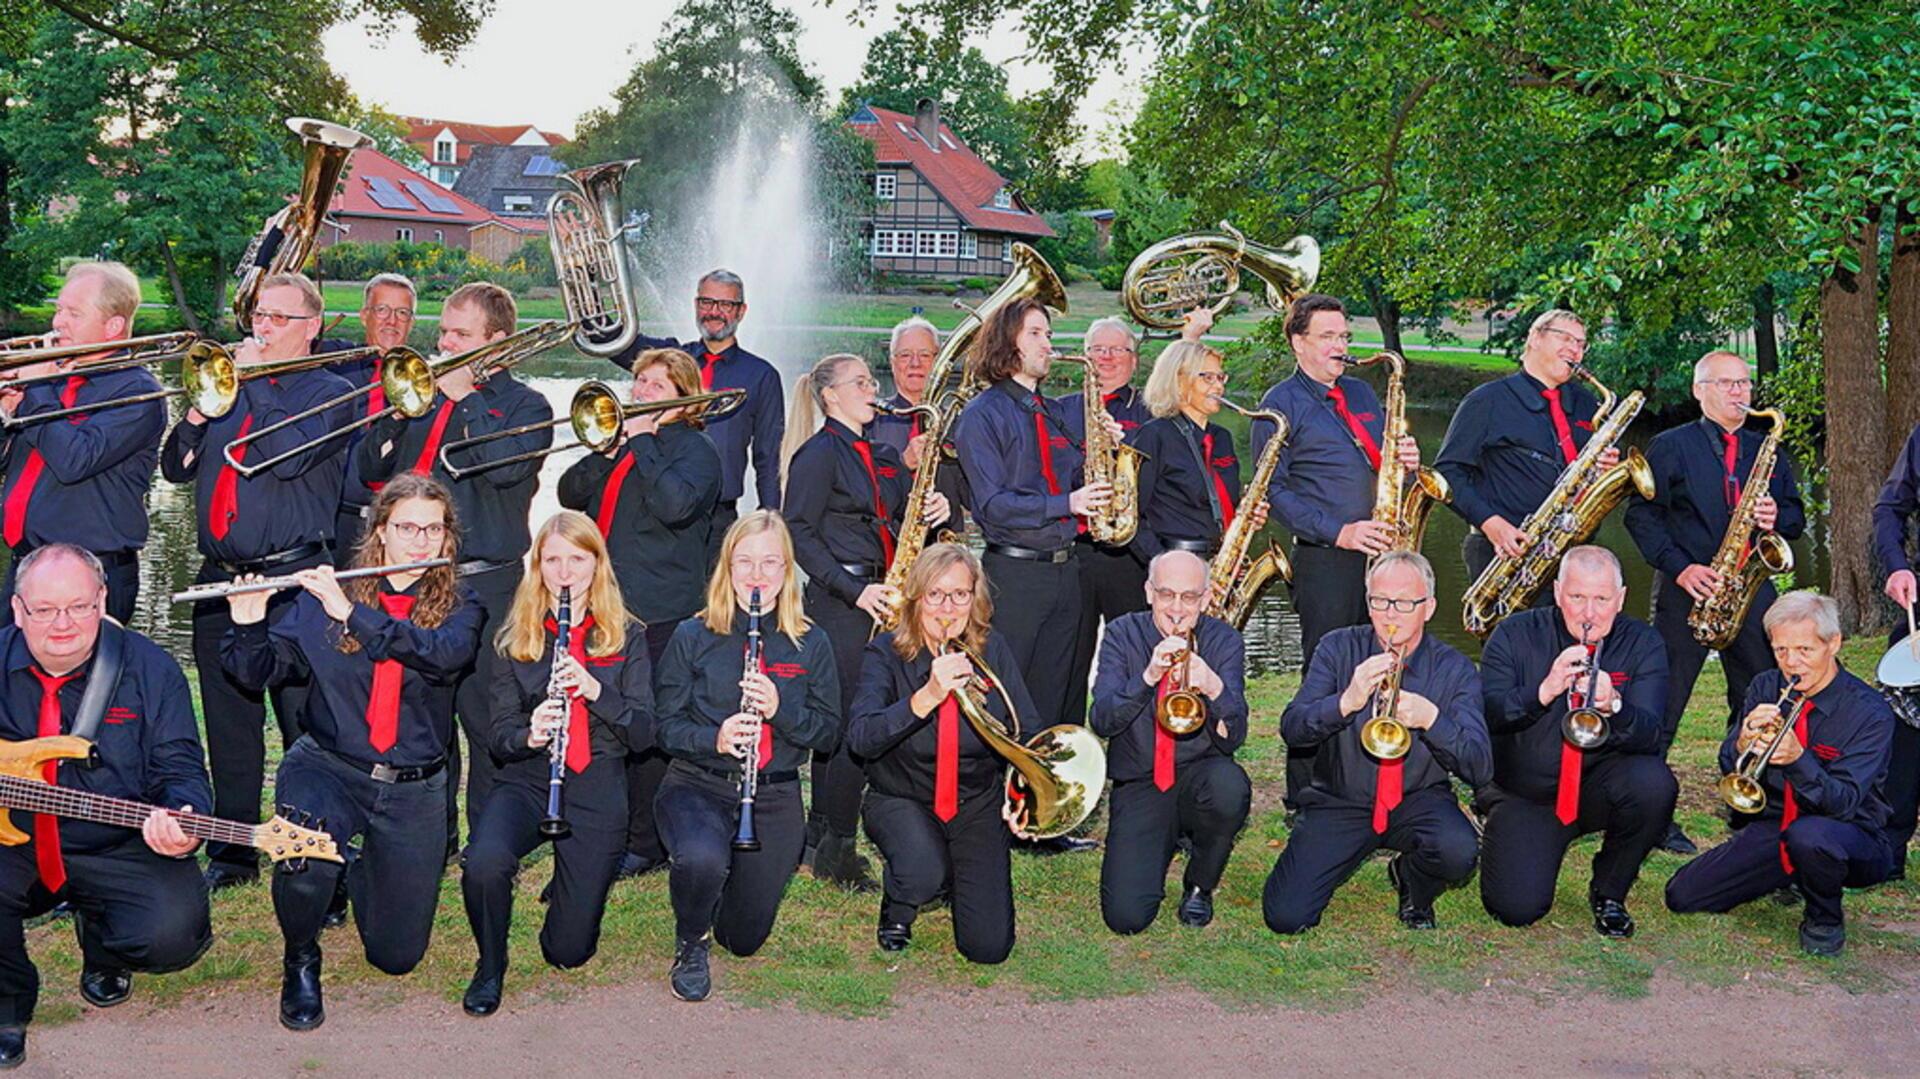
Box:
[1249,293,1423,810]
[161,272,353,891]
[1264,550,1487,933]
[1627,350,1805,855]
[1478,545,1675,939]
[1091,550,1249,932]
[871,316,967,544]
[326,273,419,563]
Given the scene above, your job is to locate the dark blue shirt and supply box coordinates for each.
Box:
[1722,666,1893,830]
[1058,384,1151,439]
[849,629,1036,803]
[1091,610,1248,782]
[1282,625,1490,809]
[1435,370,1602,530]
[1,364,165,554]
[321,344,389,510]
[1129,415,1240,560]
[782,419,912,605]
[1626,416,1806,578]
[557,421,720,623]
[955,379,1084,550]
[487,618,653,768]
[870,390,925,459]
[1873,422,1920,575]
[613,335,784,508]
[1250,370,1385,547]
[653,612,840,772]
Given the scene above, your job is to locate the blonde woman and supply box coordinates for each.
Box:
[1129,340,1269,564]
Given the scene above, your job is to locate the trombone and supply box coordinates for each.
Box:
[0,331,199,379]
[436,381,746,481]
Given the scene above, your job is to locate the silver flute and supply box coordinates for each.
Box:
[170,558,451,603]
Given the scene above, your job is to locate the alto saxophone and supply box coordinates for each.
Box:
[1688,407,1795,649]
[1205,397,1293,628]
[1053,353,1145,546]
[1349,351,1451,557]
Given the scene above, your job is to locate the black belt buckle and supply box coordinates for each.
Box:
[986,542,1072,564]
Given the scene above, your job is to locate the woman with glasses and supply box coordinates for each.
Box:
[779,353,951,892]
[651,511,840,1003]
[1129,339,1270,565]
[221,473,483,1032]
[847,542,1034,962]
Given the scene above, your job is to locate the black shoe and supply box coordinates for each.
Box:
[1799,919,1846,957]
[279,942,325,1032]
[802,813,827,869]
[1886,863,1906,883]
[1031,835,1101,855]
[1591,897,1635,939]
[813,833,879,894]
[1388,855,1436,930]
[0,1026,23,1070]
[1176,885,1214,928]
[1771,882,1806,907]
[1658,822,1699,856]
[322,878,349,930]
[463,968,504,1017]
[203,862,259,892]
[79,966,132,1008]
[877,921,912,952]
[616,851,664,880]
[669,936,711,1002]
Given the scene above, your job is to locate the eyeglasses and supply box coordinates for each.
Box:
[1194,370,1230,385]
[1367,595,1430,613]
[730,556,787,578]
[1539,326,1589,350]
[252,310,317,328]
[1307,331,1354,345]
[1696,377,1753,391]
[1150,585,1206,606]
[695,298,744,313]
[366,304,415,322]
[22,601,100,624]
[923,588,975,608]
[386,521,447,541]
[1087,346,1137,359]
[832,376,880,392]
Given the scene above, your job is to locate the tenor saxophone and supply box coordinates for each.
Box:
[1688,407,1795,649]
[1350,351,1452,556]
[1053,353,1146,547]
[1205,398,1293,628]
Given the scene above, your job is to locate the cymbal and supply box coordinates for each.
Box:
[1876,636,1920,688]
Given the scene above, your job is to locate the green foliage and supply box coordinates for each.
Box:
[1032,210,1106,275]
[312,241,539,298]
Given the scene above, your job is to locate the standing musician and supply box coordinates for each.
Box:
[1666,591,1896,956]
[357,282,553,844]
[1093,550,1250,934]
[1436,308,1618,584]
[781,353,950,891]
[870,316,938,462]
[1872,416,1920,874]
[652,511,839,1003]
[558,346,721,880]
[847,542,1033,961]
[1626,350,1805,855]
[0,545,212,1070]
[0,261,165,625]
[221,475,482,1032]
[326,273,418,563]
[1248,294,1422,809]
[1477,545,1675,938]
[1265,551,1488,933]
[160,271,353,892]
[1130,339,1270,563]
[459,511,653,1015]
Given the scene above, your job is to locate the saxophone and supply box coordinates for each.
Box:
[1053,353,1145,547]
[1351,351,1452,556]
[1460,365,1656,638]
[1687,407,1795,650]
[1205,398,1293,628]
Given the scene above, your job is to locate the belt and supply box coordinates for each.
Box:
[984,542,1073,564]
[1163,538,1220,556]
[320,744,448,784]
[457,558,520,578]
[693,760,799,785]
[212,541,329,578]
[837,561,884,579]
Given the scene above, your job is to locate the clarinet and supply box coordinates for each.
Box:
[539,586,573,839]
[732,587,764,852]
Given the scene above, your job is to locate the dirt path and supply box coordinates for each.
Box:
[21,969,1919,1078]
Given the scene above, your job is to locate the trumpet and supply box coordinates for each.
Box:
[170,558,451,603]
[1359,626,1413,760]
[1719,677,1805,813]
[1561,623,1611,750]
[437,381,746,481]
[732,588,765,853]
[1155,629,1208,737]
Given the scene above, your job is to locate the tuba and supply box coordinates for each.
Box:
[1460,365,1655,638]
[1122,221,1320,331]
[234,118,373,332]
[1053,353,1145,546]
[1349,351,1452,557]
[548,160,645,358]
[1688,407,1795,650]
[1205,398,1293,628]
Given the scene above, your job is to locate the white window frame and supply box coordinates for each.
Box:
[433,229,445,244]
[961,232,978,259]
[870,229,913,258]
[1002,241,1012,263]
[915,231,940,257]
[434,138,455,164]
[396,227,414,242]
[874,173,896,201]
[933,231,959,257]
[993,188,1013,209]
[502,195,534,213]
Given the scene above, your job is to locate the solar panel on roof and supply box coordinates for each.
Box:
[523,154,567,177]
[402,180,461,214]
[365,176,419,211]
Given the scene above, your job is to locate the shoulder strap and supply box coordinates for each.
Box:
[70,620,129,743]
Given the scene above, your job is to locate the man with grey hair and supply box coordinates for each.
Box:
[325,272,420,563]
[1667,590,1897,956]
[871,315,938,463]
[1479,544,1675,939]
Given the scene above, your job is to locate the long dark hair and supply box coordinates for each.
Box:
[967,296,1050,385]
[338,473,462,654]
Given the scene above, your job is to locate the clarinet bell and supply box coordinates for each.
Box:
[731,801,761,852]
[539,814,571,840]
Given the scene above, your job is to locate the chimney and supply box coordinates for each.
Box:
[914,98,941,150]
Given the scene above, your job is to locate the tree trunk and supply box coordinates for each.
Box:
[1886,207,1920,461]
[1753,282,1779,380]
[158,241,204,335]
[1362,276,1404,355]
[1819,210,1887,634]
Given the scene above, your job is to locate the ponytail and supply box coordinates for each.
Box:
[779,353,865,489]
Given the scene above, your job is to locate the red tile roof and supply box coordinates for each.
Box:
[330,148,497,225]
[848,105,1054,238]
[402,117,568,167]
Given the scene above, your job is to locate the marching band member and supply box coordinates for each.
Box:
[848,542,1031,961]
[1129,339,1269,562]
[0,261,165,625]
[0,546,212,1070]
[327,273,418,563]
[1248,293,1421,809]
[357,282,553,843]
[1093,550,1250,933]
[1625,350,1805,855]
[1872,416,1920,874]
[222,475,482,1032]
[652,511,839,1002]
[1265,551,1487,933]
[1666,591,1896,956]
[1477,545,1674,937]
[558,346,721,880]
[781,353,950,891]
[459,511,653,1015]
[160,271,353,891]
[871,316,937,462]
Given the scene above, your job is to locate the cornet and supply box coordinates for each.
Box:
[1359,626,1413,760]
[1719,677,1805,813]
[1561,623,1611,750]
[1155,629,1208,737]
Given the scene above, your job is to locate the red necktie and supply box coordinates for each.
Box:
[1153,672,1177,792]
[1554,644,1595,825]
[752,646,773,769]
[1779,698,1812,873]
[1032,397,1062,496]
[563,616,594,774]
[850,438,896,565]
[3,375,84,547]
[208,413,256,542]
[409,399,458,475]
[1723,431,1743,508]
[367,356,386,418]
[1372,653,1403,833]
[596,449,636,539]
[1541,387,1579,464]
[365,593,417,752]
[1200,430,1236,532]
[31,668,76,892]
[701,351,723,391]
[934,695,960,821]
[1326,384,1382,470]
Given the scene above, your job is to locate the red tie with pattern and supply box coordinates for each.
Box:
[850,438,896,565]
[596,450,636,538]
[1326,384,1382,470]
[1153,672,1177,792]
[1200,430,1236,531]
[365,593,417,752]
[1541,387,1579,464]
[563,616,594,774]
[409,399,458,475]
[31,668,76,891]
[1778,698,1812,873]
[208,413,255,542]
[3,375,85,547]
[934,695,960,821]
[701,351,723,391]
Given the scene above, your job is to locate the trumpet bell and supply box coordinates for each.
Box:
[1359,717,1413,760]
[1156,690,1208,737]
[571,380,627,453]
[1718,772,1767,814]
[1562,706,1610,750]
[1005,724,1107,840]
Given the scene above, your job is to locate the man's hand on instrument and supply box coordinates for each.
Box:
[1753,494,1779,531]
[1144,635,1188,686]
[903,433,928,471]
[1070,481,1114,516]
[227,573,271,625]
[1396,691,1440,731]
[1598,446,1621,470]
[295,566,354,622]
[716,712,762,758]
[1180,307,1214,342]
[1769,724,1805,766]
[1587,664,1620,709]
[1336,519,1394,555]
[1185,650,1225,699]
[1100,413,1125,443]
[233,337,265,367]
[1482,516,1530,559]
[438,362,479,402]
[1245,499,1270,531]
[1676,563,1723,603]
[739,668,779,719]
[1394,436,1421,471]
[1539,644,1590,706]
[1739,703,1782,753]
[550,651,599,702]
[142,806,198,858]
[1340,652,1395,715]
[856,583,899,623]
[527,697,567,748]
[1886,569,1918,611]
[0,386,22,418]
[922,492,952,528]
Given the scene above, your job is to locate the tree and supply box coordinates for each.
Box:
[839,28,1036,187]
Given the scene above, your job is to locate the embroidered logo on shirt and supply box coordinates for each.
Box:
[1574,419,1595,431]
[1812,743,1841,761]
[1211,455,1237,469]
[585,655,625,668]
[765,662,807,679]
[1608,671,1629,687]
[105,706,138,725]
[876,465,900,479]
[1047,435,1071,451]
[1352,412,1376,422]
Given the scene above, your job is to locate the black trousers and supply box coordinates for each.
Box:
[864,787,1014,963]
[272,738,449,973]
[1650,574,1775,752]
[462,756,627,978]
[448,563,520,842]
[1065,541,1147,727]
[1667,816,1894,928]
[1479,754,1678,926]
[1,547,139,627]
[1461,531,1558,611]
[1101,758,1251,934]
[1264,785,1479,934]
[623,617,683,863]
[805,581,871,836]
[983,550,1084,732]
[1883,619,1920,858]
[654,762,804,954]
[192,585,311,872]
[1285,542,1369,807]
[0,836,211,1028]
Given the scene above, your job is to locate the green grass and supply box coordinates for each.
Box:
[21,640,1919,1023]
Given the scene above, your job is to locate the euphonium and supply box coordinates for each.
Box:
[1050,353,1145,546]
[1348,351,1452,557]
[1688,407,1795,650]
[233,118,372,332]
[1719,677,1803,813]
[1561,623,1611,749]
[1460,364,1655,638]
[1155,635,1208,737]
[1358,627,1412,760]
[549,159,645,358]
[1121,221,1321,331]
[1205,398,1293,629]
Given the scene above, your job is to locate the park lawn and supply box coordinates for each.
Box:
[22,640,1919,1026]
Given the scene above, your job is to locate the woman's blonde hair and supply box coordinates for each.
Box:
[701,509,810,643]
[1143,340,1221,418]
[889,543,993,661]
[339,473,462,654]
[632,347,711,430]
[495,511,632,662]
[778,353,865,486]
